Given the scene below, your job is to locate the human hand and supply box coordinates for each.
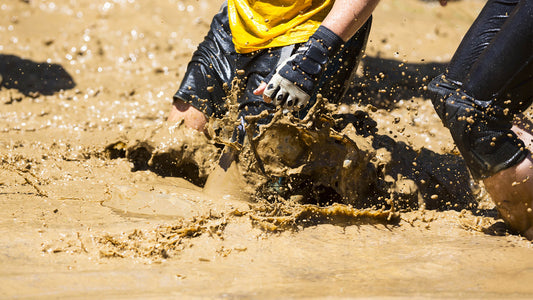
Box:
[259,26,344,110]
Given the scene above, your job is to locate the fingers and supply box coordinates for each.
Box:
[263,81,280,104]
[276,91,289,105]
[270,85,287,106]
[286,94,297,109]
[253,81,267,96]
[271,88,304,110]
[267,84,293,108]
[263,73,310,110]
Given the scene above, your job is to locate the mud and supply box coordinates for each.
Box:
[2,0,533,298]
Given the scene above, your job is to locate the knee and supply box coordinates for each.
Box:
[168,98,208,133]
[428,75,528,179]
[485,155,533,239]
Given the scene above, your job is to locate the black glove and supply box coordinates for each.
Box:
[263,25,344,110]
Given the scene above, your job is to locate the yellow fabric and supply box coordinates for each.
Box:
[227,0,334,53]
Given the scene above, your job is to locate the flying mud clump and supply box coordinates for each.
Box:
[105,122,221,186]
[239,94,380,207]
[103,92,475,211]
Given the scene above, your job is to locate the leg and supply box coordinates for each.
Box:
[484,124,533,239]
[167,98,208,133]
[463,0,533,100]
[429,0,532,180]
[445,0,520,84]
[428,0,533,238]
[169,3,234,132]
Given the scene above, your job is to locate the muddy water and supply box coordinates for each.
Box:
[1,0,533,298]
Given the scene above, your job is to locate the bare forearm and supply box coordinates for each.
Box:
[321,0,380,42]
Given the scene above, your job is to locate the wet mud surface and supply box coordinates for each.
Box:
[2,0,533,298]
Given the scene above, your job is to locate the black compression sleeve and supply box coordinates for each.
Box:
[463,0,533,103]
[446,0,519,84]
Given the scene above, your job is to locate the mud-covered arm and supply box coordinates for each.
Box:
[254,0,380,109]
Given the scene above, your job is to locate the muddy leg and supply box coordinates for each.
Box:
[484,123,533,239]
[167,98,208,133]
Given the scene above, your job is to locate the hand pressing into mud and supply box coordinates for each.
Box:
[254,26,344,111]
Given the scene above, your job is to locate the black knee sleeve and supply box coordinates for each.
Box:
[427,74,462,121]
[428,75,529,179]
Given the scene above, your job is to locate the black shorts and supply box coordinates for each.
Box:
[174,3,372,119]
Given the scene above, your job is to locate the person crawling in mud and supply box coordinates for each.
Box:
[428,0,533,239]
[167,0,383,203]
[165,0,451,205]
[167,0,381,132]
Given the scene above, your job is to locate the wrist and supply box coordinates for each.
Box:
[311,25,344,58]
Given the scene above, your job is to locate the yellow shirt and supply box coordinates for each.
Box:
[227,0,334,53]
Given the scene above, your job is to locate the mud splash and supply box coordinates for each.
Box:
[243,95,379,207]
[105,122,220,185]
[2,0,533,298]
